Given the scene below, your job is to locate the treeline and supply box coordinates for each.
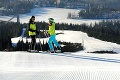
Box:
[1,1,34,16]
[14,40,83,52]
[0,21,84,51]
[88,51,117,54]
[79,7,120,19]
[88,21,120,44]
[1,0,120,16]
[56,20,120,44]
[0,20,120,51]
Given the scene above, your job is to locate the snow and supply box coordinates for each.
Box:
[1,7,120,80]
[0,52,120,80]
[0,7,101,25]
[1,7,120,53]
[12,30,120,53]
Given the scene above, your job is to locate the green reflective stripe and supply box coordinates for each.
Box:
[29,23,36,36]
[48,22,56,35]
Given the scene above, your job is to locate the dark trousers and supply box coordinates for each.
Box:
[30,35,36,50]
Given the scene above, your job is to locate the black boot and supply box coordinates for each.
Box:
[50,50,55,53]
[56,46,63,53]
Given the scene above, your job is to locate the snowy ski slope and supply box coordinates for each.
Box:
[12,30,120,53]
[0,52,120,80]
[1,7,120,80]
[10,30,120,80]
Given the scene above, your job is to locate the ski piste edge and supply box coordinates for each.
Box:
[27,50,71,54]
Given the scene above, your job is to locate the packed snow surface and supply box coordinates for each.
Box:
[12,30,120,53]
[0,52,120,80]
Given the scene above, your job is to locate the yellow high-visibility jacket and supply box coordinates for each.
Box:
[29,23,36,36]
[48,22,56,35]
